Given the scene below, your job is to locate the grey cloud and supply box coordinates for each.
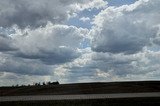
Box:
[0,72,4,76]
[91,51,160,78]
[88,53,137,76]
[0,54,52,76]
[92,23,156,54]
[11,25,87,65]
[60,49,160,82]
[0,34,17,52]
[0,0,69,28]
[91,0,160,54]
[153,39,160,45]
[14,47,80,65]
[0,72,53,86]
[0,0,107,28]
[39,49,79,65]
[153,29,160,45]
[1,0,160,85]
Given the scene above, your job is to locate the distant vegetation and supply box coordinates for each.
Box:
[11,81,59,87]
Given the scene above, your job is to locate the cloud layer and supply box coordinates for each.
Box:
[0,0,107,28]
[0,0,160,86]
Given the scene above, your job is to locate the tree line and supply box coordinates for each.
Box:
[12,81,59,87]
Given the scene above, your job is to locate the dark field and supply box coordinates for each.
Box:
[1,81,160,96]
[1,81,160,106]
[1,97,160,106]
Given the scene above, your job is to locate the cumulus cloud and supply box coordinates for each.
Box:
[56,49,160,83]
[0,0,160,86]
[10,24,88,65]
[91,0,160,54]
[0,21,89,82]
[0,0,107,28]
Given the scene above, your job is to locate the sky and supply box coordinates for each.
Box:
[0,0,160,86]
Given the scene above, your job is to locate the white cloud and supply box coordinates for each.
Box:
[57,49,160,82]
[72,0,107,11]
[91,0,160,54]
[10,23,89,65]
[80,17,90,22]
[1,0,160,86]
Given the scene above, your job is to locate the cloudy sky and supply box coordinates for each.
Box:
[0,0,160,86]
